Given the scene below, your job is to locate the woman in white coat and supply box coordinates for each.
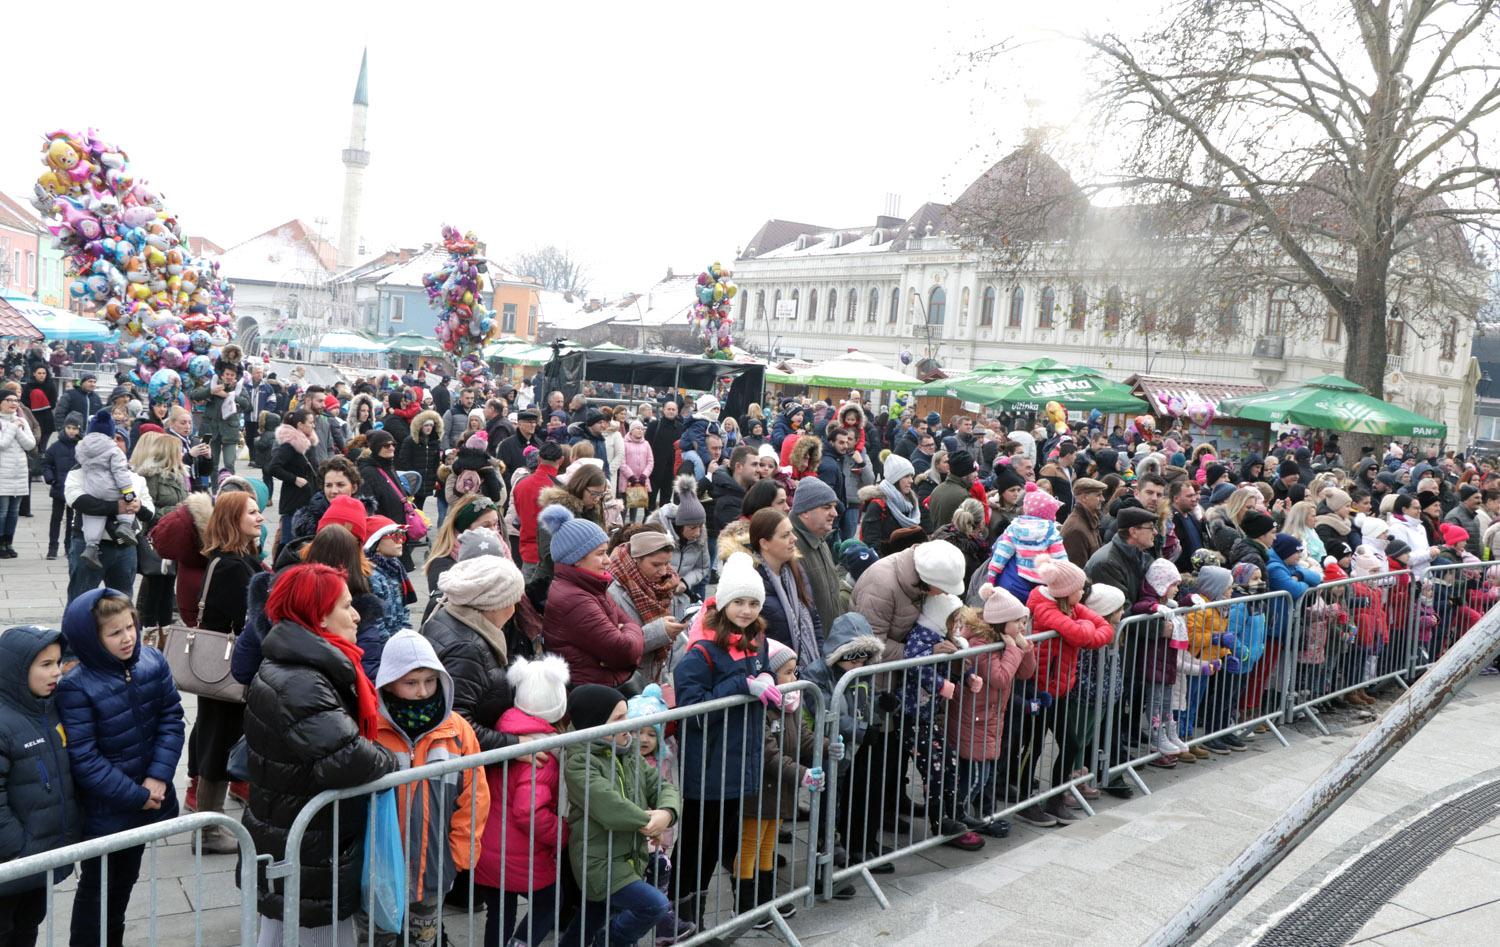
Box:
[0,387,38,558]
[1385,493,1433,579]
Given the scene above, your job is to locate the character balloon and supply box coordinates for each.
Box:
[687,260,736,358]
[423,225,493,358]
[1044,400,1069,435]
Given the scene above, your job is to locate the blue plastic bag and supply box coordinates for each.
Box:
[361,788,407,933]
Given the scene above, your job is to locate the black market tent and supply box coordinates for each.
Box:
[543,349,766,420]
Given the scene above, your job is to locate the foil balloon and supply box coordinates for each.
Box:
[899,349,913,366]
[1186,401,1215,430]
[1044,400,1068,435]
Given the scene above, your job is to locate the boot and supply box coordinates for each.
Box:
[79,542,102,569]
[0,542,15,560]
[192,780,241,855]
[752,873,794,929]
[46,542,58,560]
[735,878,759,916]
[184,775,199,812]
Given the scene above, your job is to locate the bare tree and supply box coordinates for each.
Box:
[964,0,1500,397]
[511,245,590,295]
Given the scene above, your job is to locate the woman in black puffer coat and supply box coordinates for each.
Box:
[356,430,408,523]
[396,409,444,514]
[242,563,397,939]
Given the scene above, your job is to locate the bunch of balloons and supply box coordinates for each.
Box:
[689,261,736,358]
[423,225,494,357]
[1162,394,1217,431]
[31,128,236,387]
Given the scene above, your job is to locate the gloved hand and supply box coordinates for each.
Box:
[1224,654,1243,674]
[1211,631,1236,649]
[1026,691,1055,714]
[746,674,783,708]
[1207,659,1222,675]
[876,692,901,715]
[801,767,826,792]
[829,735,846,761]
[938,680,956,700]
[967,675,984,693]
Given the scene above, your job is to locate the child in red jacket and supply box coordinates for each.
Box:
[476,654,570,947]
[1021,557,1112,826]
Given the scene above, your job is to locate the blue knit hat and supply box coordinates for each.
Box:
[87,409,115,438]
[1271,532,1304,561]
[539,504,609,566]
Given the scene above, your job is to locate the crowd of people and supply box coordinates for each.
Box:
[1,335,1498,947]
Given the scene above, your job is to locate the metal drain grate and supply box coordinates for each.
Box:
[1255,779,1500,946]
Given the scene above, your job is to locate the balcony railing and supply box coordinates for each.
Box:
[1386,353,1408,374]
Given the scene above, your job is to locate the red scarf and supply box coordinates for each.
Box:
[609,545,675,623]
[317,629,381,739]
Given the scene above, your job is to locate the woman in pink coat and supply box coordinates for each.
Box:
[618,420,655,508]
[476,655,570,947]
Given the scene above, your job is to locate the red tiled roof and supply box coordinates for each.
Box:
[0,297,43,341]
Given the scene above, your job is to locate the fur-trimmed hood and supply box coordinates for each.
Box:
[347,392,381,425]
[717,520,752,562]
[274,423,316,454]
[858,483,882,503]
[538,485,585,517]
[184,491,213,542]
[788,435,822,472]
[411,409,443,443]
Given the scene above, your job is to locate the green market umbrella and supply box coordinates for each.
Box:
[914,357,1146,411]
[1217,374,1446,438]
[765,349,915,391]
[386,333,445,356]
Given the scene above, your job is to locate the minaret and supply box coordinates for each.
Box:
[337,49,370,268]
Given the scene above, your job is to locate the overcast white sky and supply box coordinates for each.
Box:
[3,0,1151,295]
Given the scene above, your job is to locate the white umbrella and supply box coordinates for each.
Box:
[317,331,388,354]
[767,349,915,390]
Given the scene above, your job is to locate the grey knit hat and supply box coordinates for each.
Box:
[437,554,524,610]
[539,504,609,566]
[457,527,507,561]
[791,477,838,514]
[673,474,707,526]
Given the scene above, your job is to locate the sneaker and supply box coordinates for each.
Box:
[1222,733,1249,751]
[1014,803,1058,828]
[112,521,138,546]
[1103,781,1135,799]
[1148,754,1178,769]
[1045,797,1082,824]
[1203,738,1233,755]
[964,816,1011,838]
[46,544,57,560]
[655,914,697,945]
[80,543,102,570]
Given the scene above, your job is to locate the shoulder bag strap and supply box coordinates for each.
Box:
[197,556,222,625]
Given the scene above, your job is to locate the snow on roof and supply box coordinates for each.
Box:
[757,226,897,258]
[219,219,339,285]
[377,245,539,290]
[0,192,43,233]
[536,289,614,331]
[632,273,702,327]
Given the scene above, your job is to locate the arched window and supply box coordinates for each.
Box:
[1105,285,1122,330]
[738,288,749,322]
[1007,286,1024,327]
[826,288,837,321]
[808,289,818,325]
[867,288,879,323]
[928,286,946,325]
[847,291,858,321]
[1266,288,1291,335]
[773,289,782,320]
[1069,287,1087,330]
[889,288,900,323]
[790,288,799,320]
[1038,286,1056,328]
[755,290,766,322]
[980,286,996,326]
[959,287,970,325]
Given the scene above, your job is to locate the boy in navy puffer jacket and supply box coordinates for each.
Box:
[0,625,79,945]
[55,589,185,947]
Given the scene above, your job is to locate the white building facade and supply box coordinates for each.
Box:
[731,155,1478,443]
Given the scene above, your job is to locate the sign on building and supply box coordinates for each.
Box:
[775,299,798,320]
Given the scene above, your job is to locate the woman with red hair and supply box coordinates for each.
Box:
[242,563,398,943]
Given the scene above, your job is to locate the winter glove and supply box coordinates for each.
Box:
[967,675,984,693]
[801,767,826,792]
[938,680,956,700]
[1211,632,1236,649]
[876,692,901,715]
[1026,691,1054,714]
[1207,659,1222,675]
[746,674,783,709]
[1224,654,1243,674]
[829,735,846,761]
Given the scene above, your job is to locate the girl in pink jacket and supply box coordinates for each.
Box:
[476,655,570,947]
[619,420,655,522]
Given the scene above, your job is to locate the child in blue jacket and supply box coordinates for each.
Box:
[0,625,78,945]
[55,589,185,947]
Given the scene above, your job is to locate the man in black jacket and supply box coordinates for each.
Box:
[710,445,756,535]
[646,399,684,507]
[497,408,544,478]
[55,374,103,424]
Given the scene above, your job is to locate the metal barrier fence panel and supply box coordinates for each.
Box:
[1414,561,1496,675]
[1287,570,1419,734]
[0,812,259,947]
[268,682,824,947]
[820,630,1100,905]
[1097,590,1294,796]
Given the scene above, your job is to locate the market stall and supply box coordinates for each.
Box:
[544,348,765,421]
[765,349,916,403]
[1126,374,1272,459]
[1,296,113,343]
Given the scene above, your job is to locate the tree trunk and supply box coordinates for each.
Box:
[1342,258,1389,398]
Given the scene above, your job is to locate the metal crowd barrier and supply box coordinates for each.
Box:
[1414,561,1496,674]
[1286,570,1418,734]
[0,812,259,947]
[820,630,1099,905]
[267,683,824,947]
[1097,591,1293,795]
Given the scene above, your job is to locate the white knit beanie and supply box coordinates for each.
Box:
[716,552,765,606]
[506,655,571,723]
[921,593,963,632]
[881,453,915,485]
[438,554,524,610]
